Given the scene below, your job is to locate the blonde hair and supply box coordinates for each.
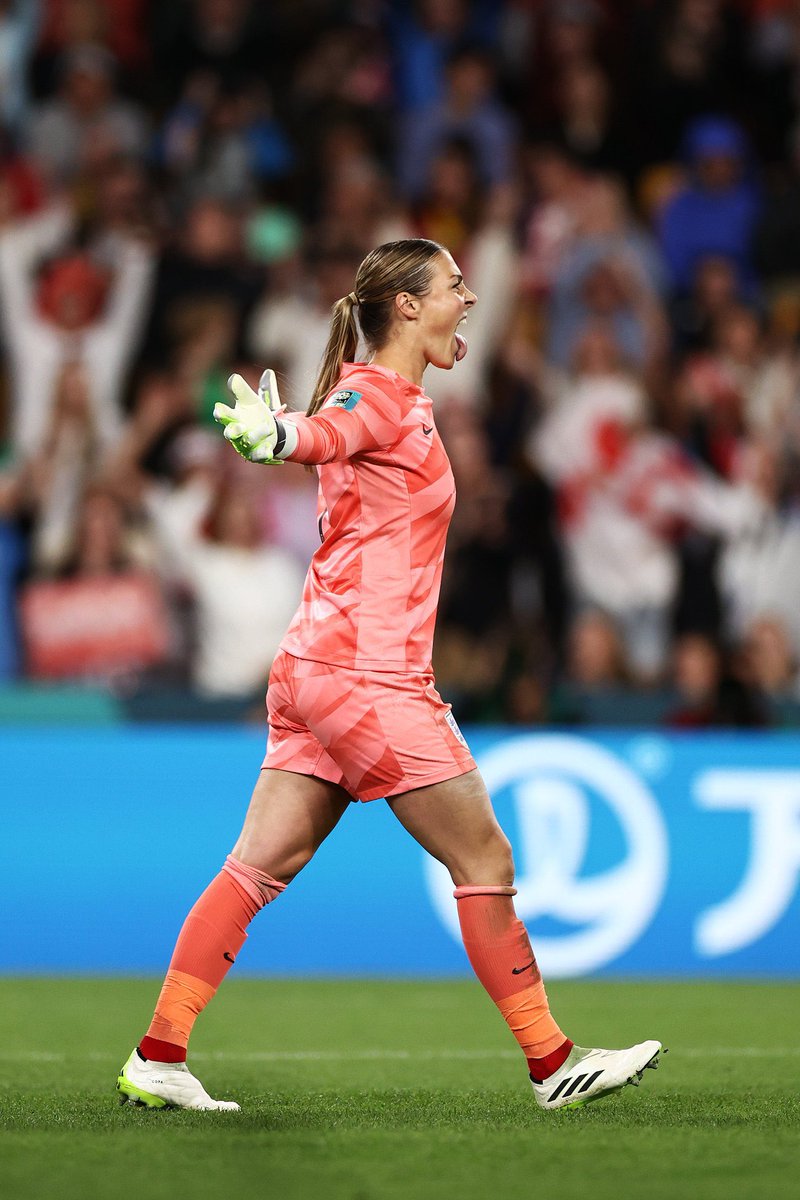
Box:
[306,238,444,417]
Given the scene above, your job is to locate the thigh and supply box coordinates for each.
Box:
[387,769,514,887]
[232,767,351,883]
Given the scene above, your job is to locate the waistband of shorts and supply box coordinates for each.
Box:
[277,649,435,682]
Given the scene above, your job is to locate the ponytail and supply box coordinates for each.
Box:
[306,293,360,417]
[305,240,443,418]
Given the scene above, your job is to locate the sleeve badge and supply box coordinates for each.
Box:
[326,389,362,411]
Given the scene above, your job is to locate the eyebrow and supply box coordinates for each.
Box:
[450,273,463,284]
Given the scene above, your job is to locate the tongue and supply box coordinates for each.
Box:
[455,332,468,361]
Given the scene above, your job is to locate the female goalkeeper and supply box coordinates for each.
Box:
[117,239,662,1113]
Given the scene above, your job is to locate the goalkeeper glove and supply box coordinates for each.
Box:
[213,369,291,463]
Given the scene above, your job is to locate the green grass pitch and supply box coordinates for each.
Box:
[1,978,798,1200]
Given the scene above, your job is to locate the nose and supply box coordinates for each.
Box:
[465,287,477,307]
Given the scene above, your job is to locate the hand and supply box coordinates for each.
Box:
[213,371,285,463]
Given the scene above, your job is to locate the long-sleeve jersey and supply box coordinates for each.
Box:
[278,362,456,673]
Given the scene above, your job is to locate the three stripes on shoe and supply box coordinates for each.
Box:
[547,1070,605,1103]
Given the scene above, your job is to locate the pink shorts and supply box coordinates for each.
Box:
[263,650,476,802]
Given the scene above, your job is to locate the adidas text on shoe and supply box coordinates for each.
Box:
[116,1048,240,1111]
[531,1040,664,1111]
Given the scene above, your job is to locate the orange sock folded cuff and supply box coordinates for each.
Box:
[453,885,517,899]
[222,855,287,911]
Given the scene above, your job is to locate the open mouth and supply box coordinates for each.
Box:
[454,316,468,361]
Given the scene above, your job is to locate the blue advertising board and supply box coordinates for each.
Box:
[1,727,798,976]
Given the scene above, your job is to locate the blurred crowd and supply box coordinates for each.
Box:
[3,0,800,726]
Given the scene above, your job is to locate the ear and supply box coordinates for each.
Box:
[395,292,420,321]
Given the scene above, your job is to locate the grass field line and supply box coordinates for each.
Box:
[1,1046,798,1065]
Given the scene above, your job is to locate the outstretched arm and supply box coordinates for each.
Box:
[214,371,393,465]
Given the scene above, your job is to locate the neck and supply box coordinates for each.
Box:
[369,343,427,387]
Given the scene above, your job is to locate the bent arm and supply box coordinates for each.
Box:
[97,236,155,348]
[0,204,73,342]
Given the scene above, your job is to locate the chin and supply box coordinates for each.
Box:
[428,347,455,371]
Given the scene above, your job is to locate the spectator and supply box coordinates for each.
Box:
[142,194,260,371]
[518,141,590,300]
[737,615,800,705]
[543,59,634,180]
[0,199,154,456]
[670,253,744,355]
[531,322,649,485]
[247,243,362,409]
[521,0,615,132]
[397,44,517,201]
[546,175,669,375]
[89,156,158,243]
[290,23,393,125]
[147,473,305,698]
[530,325,764,679]
[564,608,628,690]
[434,410,514,720]
[18,485,172,684]
[549,608,645,725]
[157,73,294,201]
[657,115,761,296]
[718,440,800,655]
[389,0,482,112]
[150,0,269,110]
[628,0,749,168]
[665,632,764,727]
[26,41,148,183]
[413,138,482,258]
[314,151,394,256]
[674,304,798,478]
[745,0,800,164]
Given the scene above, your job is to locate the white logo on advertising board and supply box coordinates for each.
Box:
[694,770,800,956]
[424,735,668,976]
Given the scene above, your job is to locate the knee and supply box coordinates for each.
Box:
[230,837,314,884]
[487,830,515,887]
[452,829,515,888]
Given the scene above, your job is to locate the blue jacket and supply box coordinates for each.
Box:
[658,181,761,294]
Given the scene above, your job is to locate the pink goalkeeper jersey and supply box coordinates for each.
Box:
[278,362,455,672]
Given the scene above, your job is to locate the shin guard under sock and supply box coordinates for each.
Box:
[139,856,286,1061]
[454,886,572,1079]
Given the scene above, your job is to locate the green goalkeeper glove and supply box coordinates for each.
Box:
[213,369,288,463]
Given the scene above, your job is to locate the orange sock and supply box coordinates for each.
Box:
[139,856,285,1062]
[454,886,572,1080]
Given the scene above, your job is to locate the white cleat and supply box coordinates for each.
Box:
[531,1040,664,1111]
[116,1048,240,1111]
